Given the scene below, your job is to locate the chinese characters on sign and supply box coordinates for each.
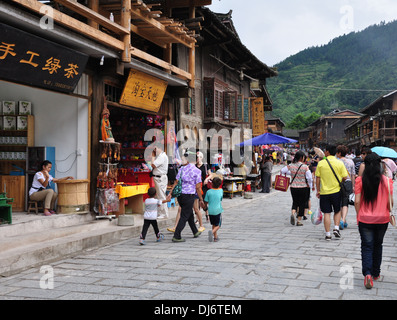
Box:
[120,69,168,113]
[0,23,88,93]
[251,97,265,136]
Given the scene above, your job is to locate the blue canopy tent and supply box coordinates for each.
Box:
[237,132,298,147]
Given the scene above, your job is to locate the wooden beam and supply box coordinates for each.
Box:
[130,4,195,48]
[130,46,192,81]
[11,0,124,51]
[52,0,129,35]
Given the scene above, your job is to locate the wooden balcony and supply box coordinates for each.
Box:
[11,0,207,86]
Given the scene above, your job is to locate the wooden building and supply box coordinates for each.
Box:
[304,109,363,148]
[345,90,397,150]
[174,7,277,156]
[0,0,210,211]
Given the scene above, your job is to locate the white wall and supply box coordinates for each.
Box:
[0,80,88,179]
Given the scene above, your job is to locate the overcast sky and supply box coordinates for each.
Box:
[205,0,397,66]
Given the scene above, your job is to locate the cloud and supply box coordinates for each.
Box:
[207,0,397,65]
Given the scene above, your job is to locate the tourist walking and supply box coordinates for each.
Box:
[169,150,203,242]
[336,145,356,230]
[281,150,312,226]
[204,177,224,242]
[354,153,393,289]
[151,145,169,218]
[315,145,348,240]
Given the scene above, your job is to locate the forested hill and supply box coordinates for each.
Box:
[267,20,397,128]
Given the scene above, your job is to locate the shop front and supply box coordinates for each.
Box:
[0,22,90,215]
[91,67,180,218]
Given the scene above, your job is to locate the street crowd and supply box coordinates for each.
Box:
[271,144,397,290]
[146,143,397,291]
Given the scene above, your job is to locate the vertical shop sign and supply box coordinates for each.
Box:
[119,69,168,113]
[251,98,265,136]
[0,23,88,93]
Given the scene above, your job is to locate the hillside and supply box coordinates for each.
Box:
[267,20,397,126]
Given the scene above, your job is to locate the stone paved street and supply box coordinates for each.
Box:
[1,184,397,300]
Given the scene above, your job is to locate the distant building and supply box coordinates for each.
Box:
[302,109,363,148]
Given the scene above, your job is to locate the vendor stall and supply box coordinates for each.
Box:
[223,176,245,199]
[114,183,149,216]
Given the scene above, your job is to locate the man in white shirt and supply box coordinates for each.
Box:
[151,146,169,218]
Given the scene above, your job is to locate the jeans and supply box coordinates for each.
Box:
[174,194,198,239]
[358,222,388,277]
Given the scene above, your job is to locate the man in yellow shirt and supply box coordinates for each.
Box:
[315,145,348,241]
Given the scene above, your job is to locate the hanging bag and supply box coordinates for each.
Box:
[274,164,303,192]
[171,166,183,198]
[311,201,323,225]
[325,158,348,195]
[387,179,396,227]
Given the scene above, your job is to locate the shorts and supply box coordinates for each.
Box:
[209,213,222,227]
[320,192,341,214]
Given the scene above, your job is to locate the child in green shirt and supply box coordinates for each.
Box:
[204,177,223,242]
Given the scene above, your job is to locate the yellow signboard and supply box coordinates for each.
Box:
[251,98,265,136]
[120,69,168,112]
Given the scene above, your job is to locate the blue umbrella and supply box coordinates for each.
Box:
[237,132,297,147]
[371,146,397,159]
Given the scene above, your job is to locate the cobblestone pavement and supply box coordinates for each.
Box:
[1,183,397,300]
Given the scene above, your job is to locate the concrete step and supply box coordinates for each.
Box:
[0,211,177,277]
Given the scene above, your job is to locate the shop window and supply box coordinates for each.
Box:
[223,91,237,121]
[186,89,196,115]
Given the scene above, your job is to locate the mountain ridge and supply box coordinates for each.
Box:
[267,20,397,127]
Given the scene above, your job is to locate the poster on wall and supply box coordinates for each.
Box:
[119,69,168,113]
[0,23,88,94]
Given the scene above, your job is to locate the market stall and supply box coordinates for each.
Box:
[223,176,245,199]
[114,183,150,216]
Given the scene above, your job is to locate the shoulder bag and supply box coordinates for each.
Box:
[387,179,396,227]
[325,158,348,196]
[171,166,183,198]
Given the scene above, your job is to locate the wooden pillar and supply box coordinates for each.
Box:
[87,0,99,29]
[188,2,195,89]
[121,0,131,62]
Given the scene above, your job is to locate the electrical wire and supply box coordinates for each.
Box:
[55,151,77,173]
[268,82,394,93]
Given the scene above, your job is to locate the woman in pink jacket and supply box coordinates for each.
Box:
[355,153,393,289]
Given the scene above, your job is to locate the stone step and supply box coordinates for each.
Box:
[0,211,176,277]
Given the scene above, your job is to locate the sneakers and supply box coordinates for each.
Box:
[364,275,373,289]
[325,235,332,241]
[333,229,341,239]
[194,231,202,238]
[156,233,165,242]
[139,239,145,245]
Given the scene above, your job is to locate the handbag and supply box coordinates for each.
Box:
[274,164,303,192]
[387,179,396,227]
[274,174,290,192]
[171,167,183,198]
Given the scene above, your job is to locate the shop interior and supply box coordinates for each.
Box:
[0,79,89,213]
